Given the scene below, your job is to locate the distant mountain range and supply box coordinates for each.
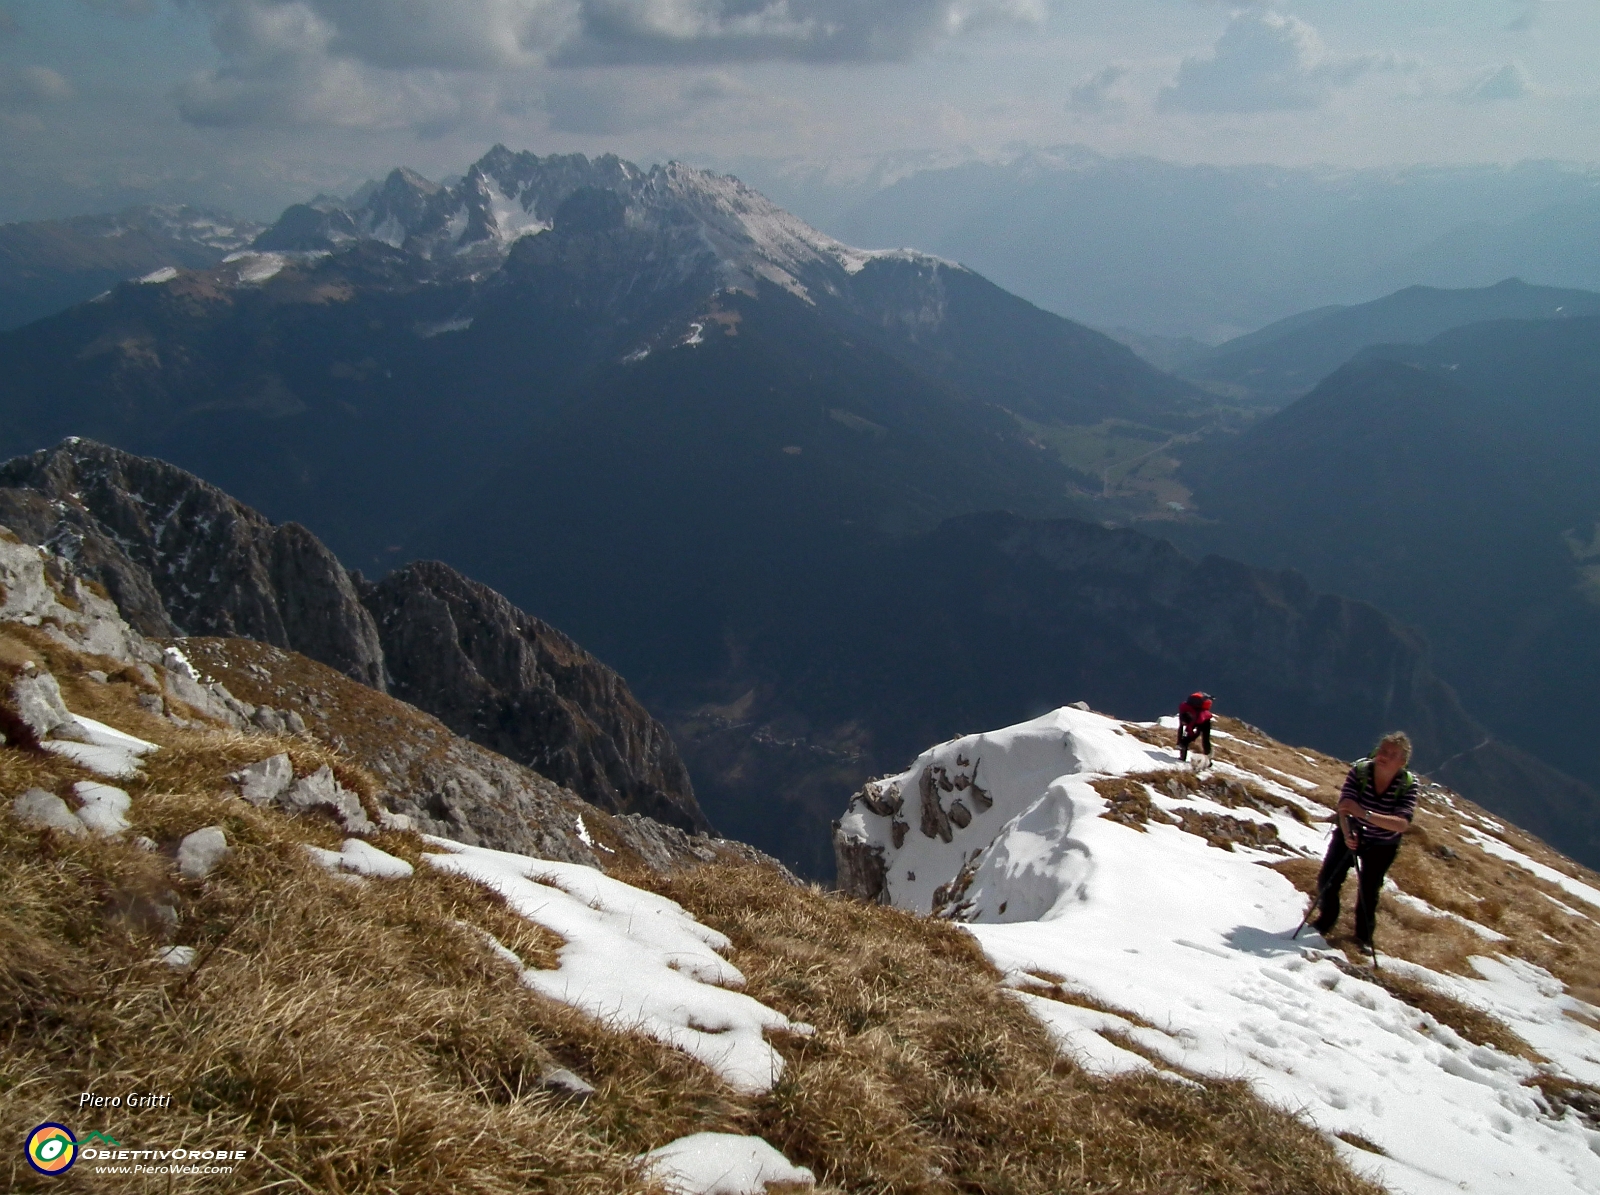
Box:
[739,148,1600,340]
[1179,278,1600,408]
[1,146,1596,875]
[0,205,263,332]
[1180,314,1600,830]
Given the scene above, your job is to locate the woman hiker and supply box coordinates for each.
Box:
[1311,731,1419,949]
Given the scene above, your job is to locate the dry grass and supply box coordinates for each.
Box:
[3,631,1581,1195]
[0,778,743,1193]
[630,861,1383,1195]
[1091,775,1173,831]
[1,661,1382,1195]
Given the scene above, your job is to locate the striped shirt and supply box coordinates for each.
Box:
[1341,760,1418,844]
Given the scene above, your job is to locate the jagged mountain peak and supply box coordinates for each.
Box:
[248,146,948,297]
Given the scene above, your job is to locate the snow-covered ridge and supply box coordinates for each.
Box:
[835,707,1600,1195]
[249,145,954,299]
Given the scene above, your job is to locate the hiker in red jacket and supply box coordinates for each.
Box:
[1177,692,1213,768]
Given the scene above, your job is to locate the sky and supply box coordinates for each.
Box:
[0,1,1597,222]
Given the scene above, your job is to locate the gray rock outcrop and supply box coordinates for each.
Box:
[232,753,294,806]
[11,788,85,835]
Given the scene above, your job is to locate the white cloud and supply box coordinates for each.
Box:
[542,69,752,133]
[560,0,1045,64]
[1458,62,1531,104]
[1157,9,1383,114]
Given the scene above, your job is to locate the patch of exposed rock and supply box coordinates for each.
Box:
[1,528,774,876]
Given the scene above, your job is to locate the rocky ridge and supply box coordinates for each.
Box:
[0,439,708,834]
[0,524,750,871]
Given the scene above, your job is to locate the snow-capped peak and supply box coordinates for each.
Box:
[250,146,952,294]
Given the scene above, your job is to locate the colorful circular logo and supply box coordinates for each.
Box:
[26,1123,77,1176]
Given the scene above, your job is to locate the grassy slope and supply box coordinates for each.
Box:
[2,628,1384,1194]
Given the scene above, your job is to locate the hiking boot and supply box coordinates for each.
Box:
[1311,916,1336,937]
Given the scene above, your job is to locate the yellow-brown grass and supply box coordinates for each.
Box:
[1,779,745,1193]
[630,861,1383,1195]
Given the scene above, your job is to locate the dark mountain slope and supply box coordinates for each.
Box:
[0,439,708,833]
[0,439,386,686]
[0,152,1208,570]
[676,510,1600,875]
[361,560,704,833]
[1187,278,1600,408]
[1183,316,1600,806]
[0,205,262,331]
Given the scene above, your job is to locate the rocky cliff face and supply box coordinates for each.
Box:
[0,440,386,688]
[0,439,709,833]
[359,561,705,833]
[0,525,756,873]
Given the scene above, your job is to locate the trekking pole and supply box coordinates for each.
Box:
[1291,826,1338,940]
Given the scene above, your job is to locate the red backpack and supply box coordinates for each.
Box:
[1180,692,1213,725]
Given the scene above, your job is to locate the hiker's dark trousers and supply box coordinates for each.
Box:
[1314,833,1400,944]
[1178,722,1211,760]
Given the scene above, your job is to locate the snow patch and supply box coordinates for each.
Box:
[422,839,810,1093]
[136,266,178,284]
[42,715,158,779]
[641,1133,814,1195]
[72,781,131,836]
[1461,829,1600,912]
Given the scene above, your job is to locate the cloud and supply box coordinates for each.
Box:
[1458,62,1531,104]
[1506,2,1539,33]
[542,69,750,133]
[0,64,72,132]
[558,0,1045,65]
[0,65,74,105]
[168,0,1044,129]
[1157,9,1382,114]
[77,0,158,13]
[1067,64,1127,114]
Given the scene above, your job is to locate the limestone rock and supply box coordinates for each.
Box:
[177,825,230,880]
[540,1067,595,1098]
[10,788,85,835]
[232,753,294,806]
[281,765,373,835]
[0,441,387,689]
[834,834,888,902]
[9,671,75,740]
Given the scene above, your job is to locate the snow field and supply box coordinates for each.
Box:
[421,838,813,1094]
[838,707,1600,1195]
